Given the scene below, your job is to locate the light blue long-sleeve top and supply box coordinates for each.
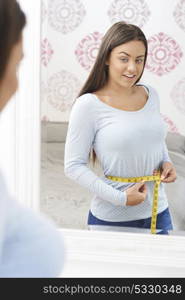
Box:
[64,84,171,222]
[0,170,65,277]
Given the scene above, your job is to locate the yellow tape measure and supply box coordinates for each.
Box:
[106,173,161,234]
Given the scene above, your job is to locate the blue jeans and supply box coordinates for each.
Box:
[88,208,173,235]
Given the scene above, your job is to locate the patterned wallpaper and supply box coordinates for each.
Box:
[41,0,185,136]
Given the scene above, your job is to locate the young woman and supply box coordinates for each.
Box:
[64,22,176,234]
[0,0,64,277]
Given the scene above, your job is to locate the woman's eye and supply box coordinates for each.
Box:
[120,58,128,62]
[136,59,144,64]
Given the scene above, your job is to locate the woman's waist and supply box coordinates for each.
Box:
[102,175,160,190]
[103,167,161,179]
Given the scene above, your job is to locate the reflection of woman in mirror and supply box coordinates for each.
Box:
[64,22,177,234]
[0,0,64,277]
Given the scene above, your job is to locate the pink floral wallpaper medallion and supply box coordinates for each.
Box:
[146,32,183,76]
[170,78,185,115]
[108,0,150,27]
[41,38,54,67]
[75,32,103,71]
[41,0,185,134]
[161,114,179,134]
[47,70,81,112]
[173,0,185,33]
[48,0,86,34]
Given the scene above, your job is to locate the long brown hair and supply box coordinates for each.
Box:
[78,21,148,97]
[0,0,26,81]
[78,22,148,164]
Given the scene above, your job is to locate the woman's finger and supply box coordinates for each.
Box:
[161,173,176,183]
[160,169,171,180]
[153,169,158,175]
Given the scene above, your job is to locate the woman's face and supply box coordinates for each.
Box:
[0,37,24,111]
[106,40,146,89]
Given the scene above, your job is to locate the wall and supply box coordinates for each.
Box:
[41,0,185,136]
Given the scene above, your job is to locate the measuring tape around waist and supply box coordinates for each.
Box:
[106,173,161,234]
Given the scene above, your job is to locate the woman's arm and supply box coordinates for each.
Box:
[64,97,127,206]
[161,142,176,182]
[162,141,172,163]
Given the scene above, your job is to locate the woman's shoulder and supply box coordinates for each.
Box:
[76,92,94,102]
[138,82,160,110]
[74,93,97,109]
[71,93,98,116]
[138,82,159,96]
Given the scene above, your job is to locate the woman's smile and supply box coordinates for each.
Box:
[122,74,136,80]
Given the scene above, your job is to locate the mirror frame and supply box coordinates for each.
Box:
[15,0,41,209]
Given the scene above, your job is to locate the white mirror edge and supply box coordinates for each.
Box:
[60,228,185,277]
[15,0,41,210]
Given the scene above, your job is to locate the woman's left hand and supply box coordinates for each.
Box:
[153,162,177,183]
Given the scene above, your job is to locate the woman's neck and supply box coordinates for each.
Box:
[98,81,137,98]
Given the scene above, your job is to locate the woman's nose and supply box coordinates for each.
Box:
[127,61,137,73]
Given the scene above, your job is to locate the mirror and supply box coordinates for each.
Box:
[40,0,185,235]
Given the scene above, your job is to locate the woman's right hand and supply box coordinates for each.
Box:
[125,182,147,206]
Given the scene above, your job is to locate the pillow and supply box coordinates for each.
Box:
[42,122,185,154]
[41,122,68,143]
[166,132,185,155]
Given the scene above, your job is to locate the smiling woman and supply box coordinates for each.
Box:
[105,40,145,90]
[64,21,177,235]
[39,0,185,280]
[95,40,147,111]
